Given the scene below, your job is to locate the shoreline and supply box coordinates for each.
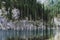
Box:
[0,27,56,30]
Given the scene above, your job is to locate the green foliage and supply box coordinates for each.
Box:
[1,0,56,22]
[1,0,43,21]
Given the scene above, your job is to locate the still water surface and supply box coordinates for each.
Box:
[0,28,55,40]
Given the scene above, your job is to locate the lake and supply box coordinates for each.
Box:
[0,28,55,40]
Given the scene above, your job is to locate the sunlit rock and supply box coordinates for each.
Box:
[54,33,60,40]
[12,8,20,20]
[0,17,7,30]
[2,7,7,15]
[7,21,15,29]
[2,1,6,4]
[54,17,60,40]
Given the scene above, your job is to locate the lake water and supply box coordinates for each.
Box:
[0,28,55,40]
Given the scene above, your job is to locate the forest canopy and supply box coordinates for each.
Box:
[0,0,59,22]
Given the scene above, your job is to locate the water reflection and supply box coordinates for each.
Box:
[0,28,55,40]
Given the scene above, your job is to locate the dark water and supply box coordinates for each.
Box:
[0,28,55,40]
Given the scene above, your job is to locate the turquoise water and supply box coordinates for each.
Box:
[0,28,54,40]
